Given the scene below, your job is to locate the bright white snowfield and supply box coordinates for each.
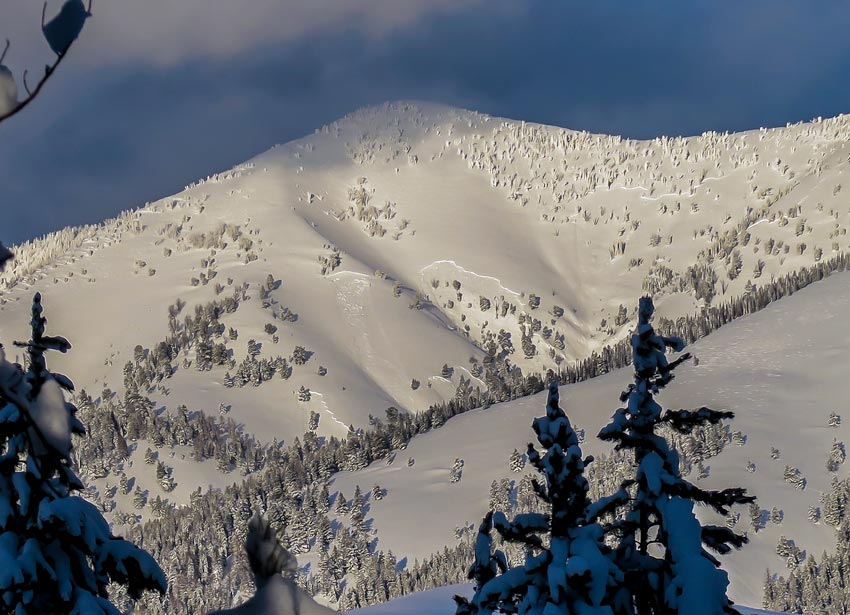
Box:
[3,102,850,612]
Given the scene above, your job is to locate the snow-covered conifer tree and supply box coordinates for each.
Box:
[509,448,525,473]
[335,491,349,515]
[456,380,628,615]
[598,296,754,615]
[0,291,166,613]
[350,485,367,534]
[449,458,464,483]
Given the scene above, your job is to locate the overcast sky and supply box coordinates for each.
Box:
[2,0,850,245]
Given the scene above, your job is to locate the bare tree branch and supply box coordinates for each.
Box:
[0,0,92,125]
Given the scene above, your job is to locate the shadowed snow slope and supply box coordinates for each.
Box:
[350,584,782,615]
[208,576,337,615]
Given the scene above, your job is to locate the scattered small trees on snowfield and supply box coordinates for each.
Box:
[460,296,754,615]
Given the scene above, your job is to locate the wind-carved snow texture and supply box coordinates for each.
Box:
[310,391,349,431]
[419,261,523,298]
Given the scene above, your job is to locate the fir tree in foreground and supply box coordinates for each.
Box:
[0,288,166,614]
[455,380,628,615]
[598,296,754,615]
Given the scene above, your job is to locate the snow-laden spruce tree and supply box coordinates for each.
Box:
[0,287,166,613]
[598,296,754,615]
[455,381,628,615]
[208,514,337,615]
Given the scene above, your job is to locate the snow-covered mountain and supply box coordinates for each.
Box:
[4,102,850,441]
[4,101,850,612]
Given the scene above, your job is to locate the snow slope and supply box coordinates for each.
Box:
[334,268,850,609]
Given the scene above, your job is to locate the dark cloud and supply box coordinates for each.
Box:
[3,0,850,244]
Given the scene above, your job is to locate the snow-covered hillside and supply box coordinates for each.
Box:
[4,102,850,456]
[334,269,850,609]
[3,102,850,612]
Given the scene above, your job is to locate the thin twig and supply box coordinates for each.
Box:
[0,0,92,125]
[0,47,72,124]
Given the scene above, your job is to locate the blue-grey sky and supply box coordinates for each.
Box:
[2,0,850,245]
